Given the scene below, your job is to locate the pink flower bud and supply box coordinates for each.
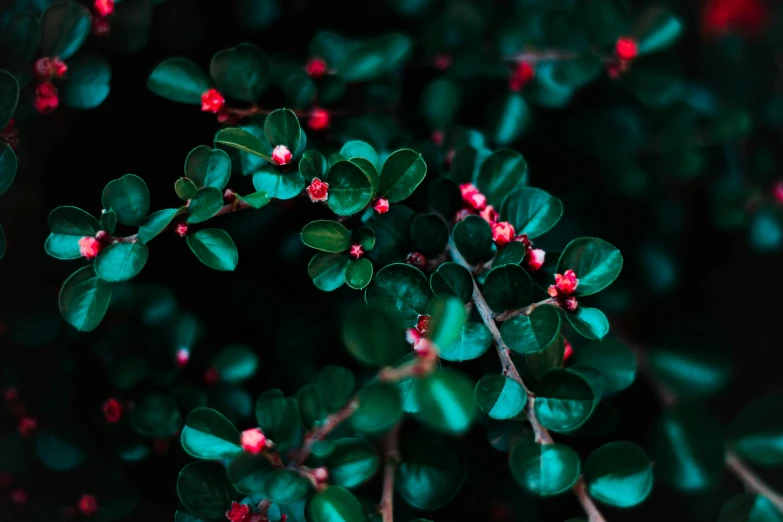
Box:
[509,62,535,92]
[313,467,329,483]
[416,314,431,335]
[459,183,479,199]
[53,58,67,77]
[615,36,639,61]
[305,58,328,78]
[34,58,54,80]
[307,179,329,202]
[78,237,102,259]
[241,428,267,454]
[10,489,27,504]
[773,181,783,204]
[92,17,110,37]
[405,328,422,344]
[34,82,59,114]
[454,208,475,222]
[433,53,452,71]
[431,131,444,145]
[308,108,330,131]
[547,285,558,298]
[225,502,250,522]
[512,233,531,247]
[175,223,189,237]
[349,243,364,260]
[405,252,427,270]
[176,347,190,366]
[200,89,225,114]
[373,198,390,215]
[480,205,498,224]
[491,221,515,247]
[526,248,545,271]
[563,340,573,362]
[78,494,98,516]
[94,0,115,17]
[102,398,122,424]
[554,269,578,295]
[19,417,37,437]
[271,145,292,166]
[563,296,578,311]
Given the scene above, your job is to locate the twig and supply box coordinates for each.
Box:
[379,423,401,522]
[572,478,609,522]
[494,298,555,322]
[725,451,783,513]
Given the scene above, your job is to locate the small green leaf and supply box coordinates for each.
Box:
[148,58,211,105]
[584,441,653,508]
[308,252,348,291]
[323,439,380,489]
[36,423,89,471]
[510,440,580,496]
[476,150,528,208]
[571,339,636,393]
[379,149,427,203]
[355,226,375,251]
[301,220,352,253]
[439,322,492,362]
[228,453,273,495]
[185,146,232,190]
[255,389,301,449]
[482,264,533,313]
[340,47,385,82]
[566,307,610,340]
[187,187,224,224]
[235,191,271,209]
[732,393,783,467]
[137,208,182,244]
[427,296,466,348]
[100,210,117,234]
[421,79,460,130]
[253,166,305,200]
[317,365,356,412]
[718,494,783,522]
[474,374,527,420]
[326,160,373,216]
[299,150,328,181]
[352,382,402,434]
[365,263,431,328]
[264,109,301,151]
[414,369,476,435]
[95,242,149,282]
[210,43,270,102]
[410,213,448,258]
[266,470,311,504]
[499,188,563,239]
[211,345,258,383]
[366,204,416,264]
[525,335,565,380]
[215,127,273,162]
[307,486,364,522]
[102,174,150,227]
[130,393,182,437]
[59,266,112,332]
[493,242,527,267]
[534,369,595,432]
[340,140,380,170]
[45,206,101,260]
[176,178,199,200]
[452,215,493,265]
[177,462,237,518]
[633,6,683,56]
[186,229,238,271]
[500,305,561,354]
[486,93,530,146]
[557,237,623,296]
[0,71,19,130]
[341,307,408,367]
[430,262,473,304]
[345,258,373,289]
[61,54,111,109]
[40,2,91,59]
[181,408,242,460]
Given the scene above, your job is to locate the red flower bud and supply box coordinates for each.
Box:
[614,37,638,62]
[308,108,330,131]
[10,489,27,504]
[480,205,498,224]
[373,198,390,215]
[54,58,67,77]
[102,398,122,424]
[563,296,578,311]
[78,495,98,517]
[34,58,53,80]
[773,181,783,205]
[78,236,102,259]
[554,269,578,295]
[18,417,37,437]
[405,252,427,270]
[526,248,545,271]
[175,223,189,237]
[313,467,329,483]
[271,145,292,166]
[226,502,250,522]
[512,233,531,248]
[433,53,452,71]
[405,328,422,345]
[201,89,225,114]
[431,131,444,146]
[509,62,535,92]
[349,244,364,260]
[241,428,267,454]
[34,82,59,114]
[176,348,190,366]
[416,314,431,335]
[491,221,515,247]
[563,340,573,362]
[305,58,328,78]
[91,17,110,37]
[307,178,329,202]
[94,0,114,17]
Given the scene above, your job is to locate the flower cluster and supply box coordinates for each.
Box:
[32,57,67,114]
[547,269,579,311]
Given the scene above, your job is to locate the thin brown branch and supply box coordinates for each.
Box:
[725,450,783,513]
[494,298,556,322]
[379,423,401,522]
[572,478,609,522]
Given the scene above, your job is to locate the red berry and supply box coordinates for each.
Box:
[102,398,123,424]
[405,252,427,270]
[308,108,330,131]
[615,37,638,61]
[349,244,364,260]
[201,89,225,114]
[431,131,444,146]
[509,62,535,91]
[305,58,328,78]
[77,495,98,517]
[433,53,452,71]
[307,179,329,202]
[241,428,267,454]
[313,467,329,483]
[271,145,292,166]
[176,348,190,366]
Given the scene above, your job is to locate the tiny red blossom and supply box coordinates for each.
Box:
[308,108,330,131]
[563,340,573,362]
[373,198,390,215]
[416,315,431,335]
[349,244,364,260]
[78,495,98,516]
[271,145,292,166]
[563,296,578,311]
[94,0,114,17]
[526,248,545,271]
[226,501,250,522]
[509,62,535,92]
[201,89,225,113]
[702,0,767,37]
[313,467,329,483]
[78,236,102,259]
[204,367,220,385]
[175,223,189,237]
[554,269,578,295]
[459,183,479,199]
[454,208,475,222]
[34,82,59,114]
[305,57,328,78]
[307,179,329,202]
[431,131,444,146]
[614,37,638,62]
[772,181,783,204]
[512,233,531,248]
[480,205,498,224]
[241,428,267,454]
[413,338,435,357]
[433,53,452,71]
[10,489,27,504]
[54,58,67,77]
[405,328,422,345]
[492,222,515,247]
[405,252,427,270]
[176,347,190,366]
[102,398,122,424]
[19,417,37,436]
[92,17,110,37]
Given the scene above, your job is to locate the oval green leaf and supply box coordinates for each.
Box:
[439,322,492,362]
[341,307,408,367]
[379,149,427,203]
[351,382,402,435]
[301,220,351,253]
[185,146,232,190]
[308,252,348,291]
[430,262,473,304]
[59,266,112,332]
[210,43,270,102]
[510,440,580,496]
[323,439,380,489]
[557,237,623,296]
[474,374,527,420]
[326,160,373,216]
[95,242,149,282]
[264,109,301,151]
[414,369,476,435]
[534,369,595,432]
[307,486,364,522]
[483,264,533,313]
[500,187,563,239]
[40,2,91,59]
[500,304,561,354]
[102,174,150,227]
[365,263,430,328]
[177,461,237,518]
[571,339,637,393]
[186,228,238,271]
[345,258,373,290]
[476,150,528,208]
[584,441,653,508]
[181,407,242,460]
[148,58,211,105]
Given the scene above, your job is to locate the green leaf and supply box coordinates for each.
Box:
[100,209,117,234]
[181,408,242,460]
[210,43,270,102]
[340,141,380,170]
[177,462,237,518]
[499,188,563,239]
[345,258,373,290]
[0,70,19,130]
[130,393,182,437]
[36,423,89,471]
[449,147,481,185]
[300,150,328,181]
[653,405,725,492]
[732,393,783,467]
[510,440,580,496]
[421,80,460,130]
[430,262,473,304]
[439,322,492,362]
[427,296,466,348]
[253,166,306,200]
[148,58,211,105]
[486,93,530,146]
[525,335,565,380]
[176,178,199,200]
[718,494,783,522]
[212,345,259,383]
[308,252,348,291]
[584,441,653,508]
[40,2,91,59]
[410,213,448,258]
[317,366,356,412]
[186,229,238,271]
[355,226,375,251]
[646,343,731,399]
[185,146,232,190]
[566,307,610,340]
[474,374,527,420]
[255,389,301,448]
[62,54,111,109]
[633,7,683,56]
[215,127,273,162]
[137,208,182,244]
[323,439,380,489]
[352,382,402,434]
[102,174,150,227]
[264,109,301,151]
[379,149,427,203]
[397,425,465,509]
[500,304,561,354]
[45,206,101,260]
[187,186,224,224]
[326,160,373,216]
[534,369,595,432]
[493,241,527,267]
[59,266,112,332]
[365,263,431,328]
[414,369,476,435]
[452,215,493,265]
[307,486,364,522]
[476,150,528,208]
[341,307,408,367]
[95,242,149,282]
[228,453,273,495]
[266,470,311,504]
[482,264,533,313]
[366,204,416,264]
[0,142,16,198]
[571,339,636,393]
[557,237,623,296]
[235,191,271,209]
[340,47,385,82]
[301,220,351,253]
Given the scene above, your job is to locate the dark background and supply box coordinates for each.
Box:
[1,0,781,520]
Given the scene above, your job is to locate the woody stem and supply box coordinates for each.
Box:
[379,423,401,522]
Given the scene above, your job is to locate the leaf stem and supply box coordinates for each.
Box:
[494,298,556,322]
[379,423,401,522]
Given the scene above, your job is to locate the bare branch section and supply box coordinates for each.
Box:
[379,423,401,522]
